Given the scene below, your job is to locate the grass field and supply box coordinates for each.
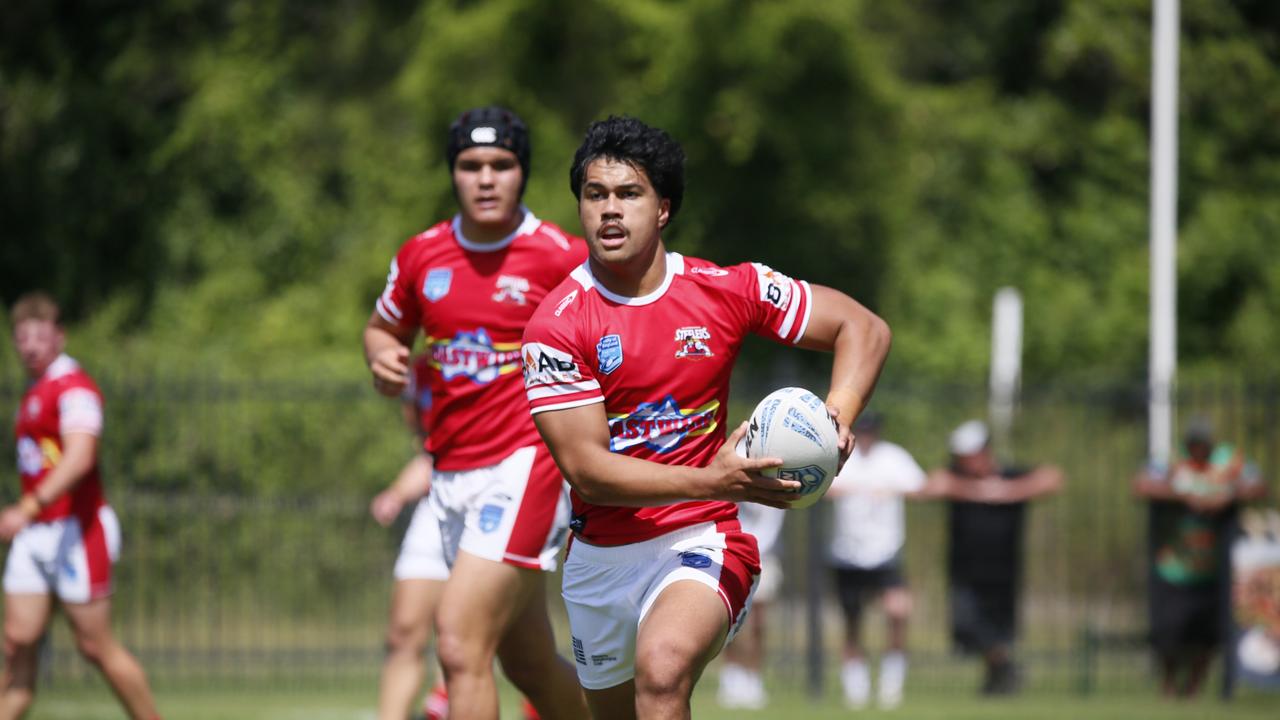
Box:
[24,682,1280,720]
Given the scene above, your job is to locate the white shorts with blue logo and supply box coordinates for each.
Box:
[3,505,121,604]
[393,498,450,581]
[562,521,761,690]
[426,444,571,571]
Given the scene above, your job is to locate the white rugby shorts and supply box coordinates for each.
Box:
[561,520,761,690]
[3,505,120,604]
[393,497,450,581]
[427,444,571,571]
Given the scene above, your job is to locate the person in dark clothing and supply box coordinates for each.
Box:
[1133,418,1266,698]
[926,420,1064,695]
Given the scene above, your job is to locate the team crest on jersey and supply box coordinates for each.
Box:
[607,395,720,453]
[478,503,505,533]
[674,326,714,359]
[424,268,453,302]
[596,334,623,375]
[429,328,522,384]
[492,274,530,305]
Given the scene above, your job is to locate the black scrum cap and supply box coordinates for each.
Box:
[446,106,531,183]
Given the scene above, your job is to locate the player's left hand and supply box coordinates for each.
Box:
[825,404,854,472]
[0,506,30,542]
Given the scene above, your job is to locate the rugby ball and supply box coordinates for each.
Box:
[736,387,840,509]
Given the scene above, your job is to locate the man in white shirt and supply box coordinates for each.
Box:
[824,412,925,709]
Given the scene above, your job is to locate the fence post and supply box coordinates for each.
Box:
[806,504,825,701]
[1076,625,1096,696]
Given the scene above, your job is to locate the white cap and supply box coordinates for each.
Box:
[949,420,990,455]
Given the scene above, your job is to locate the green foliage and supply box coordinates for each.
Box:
[3,0,1279,382]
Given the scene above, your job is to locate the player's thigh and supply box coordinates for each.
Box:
[494,572,555,658]
[585,679,637,720]
[387,578,445,643]
[437,550,538,647]
[61,596,115,651]
[635,579,729,686]
[3,593,54,648]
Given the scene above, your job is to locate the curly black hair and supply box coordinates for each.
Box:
[568,116,686,221]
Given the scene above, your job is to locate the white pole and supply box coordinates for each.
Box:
[1150,0,1180,464]
[990,287,1023,454]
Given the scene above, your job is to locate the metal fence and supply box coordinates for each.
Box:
[1,370,1276,696]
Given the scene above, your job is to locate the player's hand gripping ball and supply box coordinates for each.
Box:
[736,387,840,509]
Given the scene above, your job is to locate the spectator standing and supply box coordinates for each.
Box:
[1134,418,1266,698]
[929,419,1063,696]
[824,411,925,709]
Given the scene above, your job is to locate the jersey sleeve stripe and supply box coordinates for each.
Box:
[375,300,401,326]
[529,395,605,415]
[58,388,104,436]
[776,277,802,340]
[526,381,602,400]
[790,280,814,344]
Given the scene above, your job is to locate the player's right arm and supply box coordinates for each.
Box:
[0,432,98,541]
[364,313,414,397]
[533,407,799,509]
[365,243,425,397]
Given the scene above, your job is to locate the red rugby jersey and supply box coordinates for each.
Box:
[14,355,107,523]
[375,210,587,470]
[406,355,434,437]
[522,252,813,546]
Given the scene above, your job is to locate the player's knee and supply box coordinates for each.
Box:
[4,625,42,658]
[434,627,485,674]
[385,619,429,655]
[74,634,110,666]
[634,642,696,703]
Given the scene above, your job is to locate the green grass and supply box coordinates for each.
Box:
[24,683,1280,720]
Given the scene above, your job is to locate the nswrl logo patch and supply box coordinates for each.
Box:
[424,268,453,302]
[478,503,505,533]
[597,334,623,375]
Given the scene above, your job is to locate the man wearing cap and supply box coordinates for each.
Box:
[928,419,1063,695]
[1133,418,1266,698]
[823,411,927,709]
[364,106,589,720]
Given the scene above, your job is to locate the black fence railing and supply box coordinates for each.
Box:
[0,372,1275,695]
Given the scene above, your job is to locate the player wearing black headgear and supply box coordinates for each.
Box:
[447,106,531,196]
[364,105,590,720]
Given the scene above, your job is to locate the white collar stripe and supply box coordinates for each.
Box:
[452,208,540,252]
[587,252,684,306]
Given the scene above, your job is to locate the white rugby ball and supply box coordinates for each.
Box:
[736,387,840,509]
